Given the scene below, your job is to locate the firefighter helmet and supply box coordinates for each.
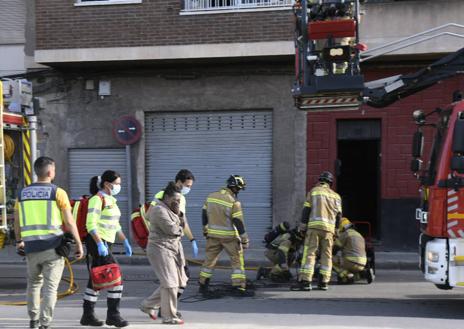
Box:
[339,217,353,232]
[227,175,246,190]
[319,171,334,184]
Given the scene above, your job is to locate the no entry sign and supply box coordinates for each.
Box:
[112,115,142,145]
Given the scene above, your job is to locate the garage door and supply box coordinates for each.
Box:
[68,148,130,235]
[145,111,272,243]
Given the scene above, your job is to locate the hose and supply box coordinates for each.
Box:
[0,258,79,306]
[4,133,15,162]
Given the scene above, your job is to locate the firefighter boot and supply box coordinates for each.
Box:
[256,267,270,280]
[290,280,312,291]
[199,278,210,296]
[230,286,255,297]
[106,298,129,328]
[80,300,104,326]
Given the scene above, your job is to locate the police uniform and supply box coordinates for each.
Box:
[299,182,342,287]
[16,183,70,327]
[199,187,249,290]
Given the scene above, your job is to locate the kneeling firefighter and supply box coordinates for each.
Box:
[333,217,374,284]
[257,223,305,282]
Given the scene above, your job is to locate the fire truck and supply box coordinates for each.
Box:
[293,0,464,289]
[0,79,34,248]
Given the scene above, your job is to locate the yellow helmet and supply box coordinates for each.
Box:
[339,217,353,232]
[227,175,246,190]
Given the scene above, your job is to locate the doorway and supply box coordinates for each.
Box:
[337,120,381,239]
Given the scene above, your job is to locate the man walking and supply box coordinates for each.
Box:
[14,156,84,329]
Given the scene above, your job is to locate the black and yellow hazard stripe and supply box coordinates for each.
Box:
[22,117,32,186]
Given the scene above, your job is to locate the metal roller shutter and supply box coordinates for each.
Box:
[145,111,272,243]
[68,148,130,235]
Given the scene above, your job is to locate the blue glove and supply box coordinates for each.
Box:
[97,241,109,257]
[191,239,199,258]
[124,239,133,257]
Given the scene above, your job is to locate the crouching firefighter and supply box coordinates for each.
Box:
[333,217,375,284]
[199,175,254,297]
[257,223,305,282]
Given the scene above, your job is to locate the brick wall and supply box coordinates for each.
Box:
[36,0,294,50]
[307,69,464,199]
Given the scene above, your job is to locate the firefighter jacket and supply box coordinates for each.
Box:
[153,190,194,241]
[86,191,121,243]
[335,228,367,266]
[304,182,342,234]
[16,183,66,253]
[202,188,248,243]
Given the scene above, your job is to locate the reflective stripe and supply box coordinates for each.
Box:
[47,200,52,226]
[311,190,341,200]
[207,228,237,236]
[110,285,123,292]
[303,201,311,207]
[21,224,62,232]
[22,232,63,241]
[208,224,235,231]
[346,256,367,265]
[200,267,213,274]
[20,202,27,226]
[199,271,213,278]
[131,211,140,220]
[98,222,120,230]
[232,211,243,218]
[100,215,120,221]
[231,274,246,279]
[207,198,233,208]
[107,292,122,299]
[87,208,101,215]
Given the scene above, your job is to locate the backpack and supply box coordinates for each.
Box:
[130,202,151,250]
[70,194,105,240]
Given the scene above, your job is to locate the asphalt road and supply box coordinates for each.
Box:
[1,263,463,329]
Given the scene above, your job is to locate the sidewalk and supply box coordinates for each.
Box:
[0,243,419,270]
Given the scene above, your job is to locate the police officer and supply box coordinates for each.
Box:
[291,171,342,291]
[333,217,374,284]
[80,170,132,327]
[14,156,84,329]
[199,175,253,297]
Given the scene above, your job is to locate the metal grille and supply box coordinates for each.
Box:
[145,111,272,243]
[68,148,130,236]
[183,0,293,12]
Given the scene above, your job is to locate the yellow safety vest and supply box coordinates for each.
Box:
[86,192,121,243]
[18,183,63,242]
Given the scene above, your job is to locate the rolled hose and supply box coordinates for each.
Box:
[0,258,79,306]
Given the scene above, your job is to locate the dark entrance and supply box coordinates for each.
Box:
[336,120,381,239]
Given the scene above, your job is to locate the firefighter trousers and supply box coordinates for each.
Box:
[199,238,246,289]
[333,255,365,280]
[299,228,334,283]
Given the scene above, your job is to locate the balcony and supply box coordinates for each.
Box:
[182,0,293,14]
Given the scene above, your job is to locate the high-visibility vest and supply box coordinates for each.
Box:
[18,183,63,242]
[86,192,121,243]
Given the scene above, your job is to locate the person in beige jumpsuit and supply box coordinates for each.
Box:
[140,182,187,325]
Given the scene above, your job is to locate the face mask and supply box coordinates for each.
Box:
[111,184,121,196]
[181,186,191,195]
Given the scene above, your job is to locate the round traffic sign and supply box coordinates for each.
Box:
[112,115,142,145]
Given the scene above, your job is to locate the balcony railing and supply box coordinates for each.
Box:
[183,0,294,12]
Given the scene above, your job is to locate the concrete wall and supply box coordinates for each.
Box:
[32,62,307,228]
[361,0,464,56]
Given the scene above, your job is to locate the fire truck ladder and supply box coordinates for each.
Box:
[0,82,7,232]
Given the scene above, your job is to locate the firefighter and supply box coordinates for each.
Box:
[199,175,253,297]
[14,156,84,329]
[333,217,374,284]
[257,225,306,282]
[291,171,342,291]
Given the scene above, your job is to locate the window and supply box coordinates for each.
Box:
[75,0,142,6]
[183,0,293,12]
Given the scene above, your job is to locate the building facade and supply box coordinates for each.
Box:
[31,0,464,248]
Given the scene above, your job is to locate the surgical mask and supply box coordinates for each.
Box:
[111,184,121,196]
[181,186,191,195]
